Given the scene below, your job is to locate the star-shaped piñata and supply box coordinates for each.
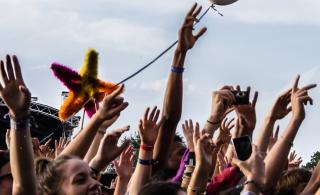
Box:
[51,48,119,121]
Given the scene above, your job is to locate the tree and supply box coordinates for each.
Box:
[303,151,320,170]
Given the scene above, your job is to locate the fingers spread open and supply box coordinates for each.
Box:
[194,27,207,40]
[0,61,8,85]
[252,91,259,108]
[6,55,15,81]
[292,75,300,93]
[12,55,24,84]
[187,3,197,17]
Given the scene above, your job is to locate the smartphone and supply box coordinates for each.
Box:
[232,90,249,105]
[232,135,252,161]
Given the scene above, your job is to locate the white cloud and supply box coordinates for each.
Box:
[139,78,167,92]
[138,77,205,95]
[0,0,169,56]
[222,0,320,25]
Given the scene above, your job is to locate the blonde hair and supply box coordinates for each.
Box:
[35,155,74,195]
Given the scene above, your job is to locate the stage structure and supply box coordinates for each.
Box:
[0,97,80,150]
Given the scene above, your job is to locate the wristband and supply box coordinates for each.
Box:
[183,171,193,177]
[140,144,154,151]
[138,158,156,166]
[10,114,31,130]
[171,66,184,74]
[236,180,264,193]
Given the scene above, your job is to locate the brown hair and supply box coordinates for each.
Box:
[138,182,183,195]
[35,155,74,195]
[275,168,311,195]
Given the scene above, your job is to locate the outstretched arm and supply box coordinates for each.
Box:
[60,84,128,158]
[153,3,206,169]
[301,161,320,195]
[188,123,216,195]
[83,116,126,163]
[0,55,37,195]
[255,89,291,153]
[128,106,165,195]
[264,76,316,191]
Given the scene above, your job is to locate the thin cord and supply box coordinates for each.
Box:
[114,4,221,87]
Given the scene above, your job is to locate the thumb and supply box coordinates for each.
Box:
[231,158,243,168]
[19,85,31,102]
[119,140,130,153]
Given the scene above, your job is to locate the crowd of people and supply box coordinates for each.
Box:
[0,3,319,195]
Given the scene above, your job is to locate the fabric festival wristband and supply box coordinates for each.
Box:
[171,66,184,74]
[138,159,155,166]
[140,144,154,151]
[10,114,30,130]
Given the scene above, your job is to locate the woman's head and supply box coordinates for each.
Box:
[275,168,311,195]
[35,155,101,195]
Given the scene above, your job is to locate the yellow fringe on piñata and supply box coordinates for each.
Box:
[80,48,98,78]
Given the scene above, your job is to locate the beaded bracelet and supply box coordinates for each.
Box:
[171,66,184,74]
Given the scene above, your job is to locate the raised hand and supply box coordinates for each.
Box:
[267,125,279,151]
[182,119,196,152]
[269,89,292,120]
[193,122,216,168]
[290,75,316,121]
[98,114,120,133]
[209,86,236,124]
[232,145,265,191]
[31,137,41,157]
[55,137,70,157]
[40,138,52,157]
[0,55,30,119]
[234,86,258,136]
[215,117,234,146]
[90,128,130,171]
[301,161,320,195]
[96,84,128,121]
[217,150,230,172]
[139,106,165,146]
[177,3,207,53]
[114,146,134,180]
[288,150,303,169]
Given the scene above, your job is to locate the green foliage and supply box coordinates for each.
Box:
[303,151,320,170]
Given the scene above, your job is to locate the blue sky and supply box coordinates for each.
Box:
[0,0,319,163]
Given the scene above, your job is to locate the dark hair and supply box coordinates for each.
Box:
[275,168,311,195]
[174,134,184,143]
[138,182,183,195]
[35,155,74,195]
[151,168,177,182]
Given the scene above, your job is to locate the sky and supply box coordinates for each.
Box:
[0,0,319,163]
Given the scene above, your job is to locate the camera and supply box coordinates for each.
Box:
[232,91,249,105]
